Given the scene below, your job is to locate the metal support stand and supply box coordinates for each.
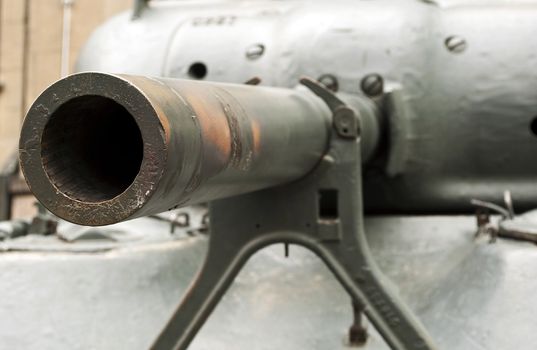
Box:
[151,79,436,350]
[349,301,368,346]
[0,151,20,221]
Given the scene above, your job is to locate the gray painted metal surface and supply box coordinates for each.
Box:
[19,73,425,347]
[1,215,536,349]
[77,0,537,212]
[6,0,537,348]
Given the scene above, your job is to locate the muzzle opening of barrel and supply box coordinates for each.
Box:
[40,95,144,203]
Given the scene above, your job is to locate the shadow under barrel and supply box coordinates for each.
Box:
[19,73,345,226]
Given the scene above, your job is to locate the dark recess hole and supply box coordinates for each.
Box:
[188,62,208,80]
[319,189,339,219]
[41,95,143,203]
[530,116,537,136]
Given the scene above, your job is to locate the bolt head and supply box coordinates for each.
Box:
[317,74,339,92]
[445,35,467,54]
[361,74,384,97]
[245,44,265,60]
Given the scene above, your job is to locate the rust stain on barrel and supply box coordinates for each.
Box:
[181,90,232,165]
[19,72,330,226]
[251,118,261,155]
[150,103,172,143]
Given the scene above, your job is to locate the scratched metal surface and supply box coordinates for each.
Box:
[20,73,332,226]
[0,215,535,349]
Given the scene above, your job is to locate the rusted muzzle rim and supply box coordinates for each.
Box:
[19,72,167,226]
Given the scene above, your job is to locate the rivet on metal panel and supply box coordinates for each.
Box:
[245,44,265,60]
[444,35,467,54]
[360,74,384,97]
[317,74,339,92]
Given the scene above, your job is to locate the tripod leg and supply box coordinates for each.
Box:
[314,234,435,350]
[151,235,253,350]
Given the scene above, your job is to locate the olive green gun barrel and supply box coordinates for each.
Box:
[19,72,344,226]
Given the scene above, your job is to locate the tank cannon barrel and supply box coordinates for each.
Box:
[19,72,380,226]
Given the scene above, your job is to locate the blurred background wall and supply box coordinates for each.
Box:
[0,0,132,218]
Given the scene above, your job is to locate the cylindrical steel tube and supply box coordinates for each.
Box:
[19,72,333,225]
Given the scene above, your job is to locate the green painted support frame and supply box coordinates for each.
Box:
[151,79,437,350]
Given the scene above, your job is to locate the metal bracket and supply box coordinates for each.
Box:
[301,77,361,139]
[151,80,436,350]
